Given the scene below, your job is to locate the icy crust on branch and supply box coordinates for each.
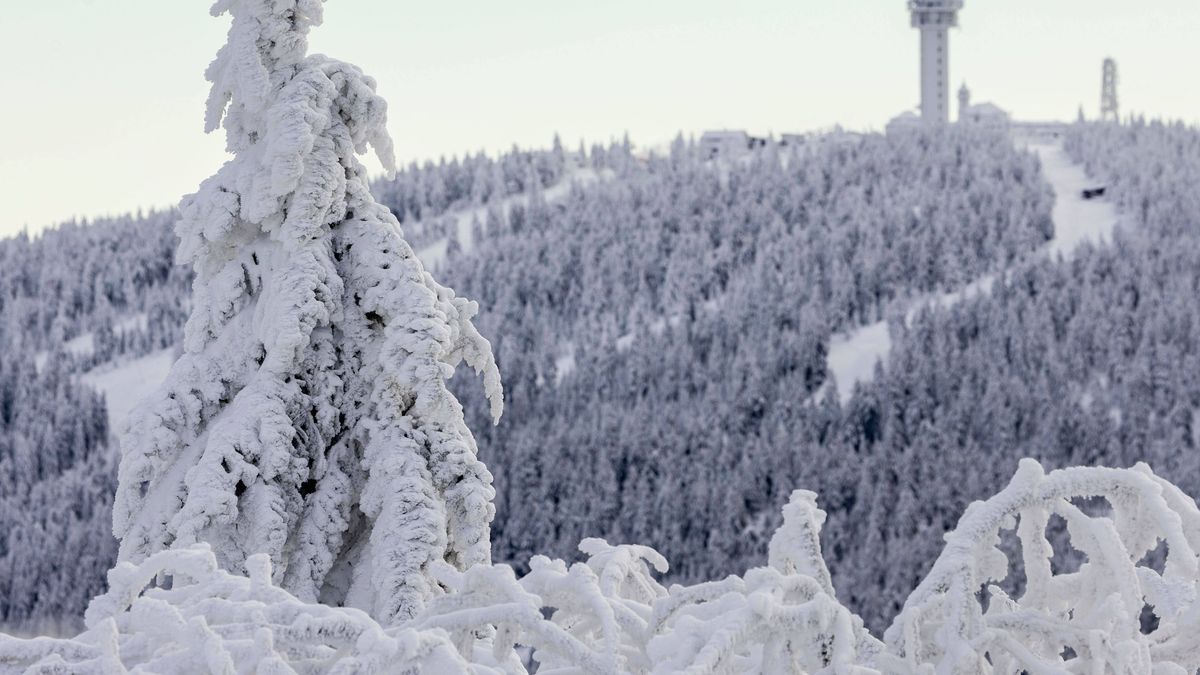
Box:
[111,0,502,626]
[881,458,1200,674]
[10,460,1197,672]
[0,545,473,674]
[1,489,877,674]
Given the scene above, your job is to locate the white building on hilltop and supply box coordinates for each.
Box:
[909,0,963,124]
[957,83,1010,128]
[699,130,750,159]
[886,111,924,135]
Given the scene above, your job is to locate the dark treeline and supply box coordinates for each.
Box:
[0,351,112,632]
[0,210,187,358]
[370,137,573,251]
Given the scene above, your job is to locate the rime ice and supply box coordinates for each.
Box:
[111,0,503,625]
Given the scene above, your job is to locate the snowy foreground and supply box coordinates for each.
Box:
[2,459,1198,673]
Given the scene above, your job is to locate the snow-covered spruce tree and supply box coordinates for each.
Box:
[112,0,502,625]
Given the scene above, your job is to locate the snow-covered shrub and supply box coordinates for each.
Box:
[111,0,502,626]
[880,458,1200,674]
[0,544,473,673]
[412,490,881,673]
[1,489,880,674]
[7,460,1195,672]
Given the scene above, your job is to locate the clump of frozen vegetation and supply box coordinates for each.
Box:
[881,459,1200,673]
[3,460,1198,673]
[111,0,502,626]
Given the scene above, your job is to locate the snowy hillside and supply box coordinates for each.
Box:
[9,119,1200,641]
[1030,142,1121,255]
[415,166,613,270]
[821,138,1123,404]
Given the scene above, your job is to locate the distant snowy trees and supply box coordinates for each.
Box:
[371,139,570,251]
[443,125,1058,624]
[1067,119,1200,236]
[111,0,501,625]
[0,210,187,361]
[0,208,184,634]
[0,350,111,633]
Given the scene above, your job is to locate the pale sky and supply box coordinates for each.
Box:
[1,1,1197,235]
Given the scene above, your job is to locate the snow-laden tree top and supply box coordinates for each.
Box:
[111,0,502,626]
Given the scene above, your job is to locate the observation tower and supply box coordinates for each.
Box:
[909,0,964,124]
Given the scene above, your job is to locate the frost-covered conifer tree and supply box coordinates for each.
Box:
[112,0,502,625]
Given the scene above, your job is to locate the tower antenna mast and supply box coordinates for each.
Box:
[909,0,964,124]
[1100,57,1119,122]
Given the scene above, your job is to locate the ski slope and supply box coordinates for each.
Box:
[821,140,1121,405]
[81,348,175,434]
[1028,142,1120,256]
[824,322,890,403]
[415,167,612,270]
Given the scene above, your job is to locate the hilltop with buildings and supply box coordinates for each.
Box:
[702,0,1124,154]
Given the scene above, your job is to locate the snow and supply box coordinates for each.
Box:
[415,168,612,271]
[80,348,175,433]
[881,459,1200,673]
[62,334,94,359]
[823,321,890,405]
[30,314,168,432]
[1027,142,1121,257]
[912,272,997,321]
[11,460,1198,673]
[554,348,576,385]
[822,140,1121,405]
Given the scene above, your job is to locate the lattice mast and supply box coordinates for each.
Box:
[1101,57,1119,122]
[909,0,964,124]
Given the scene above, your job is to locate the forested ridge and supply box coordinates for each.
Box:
[2,120,1198,636]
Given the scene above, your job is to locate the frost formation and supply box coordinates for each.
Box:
[110,0,502,625]
[5,460,1199,673]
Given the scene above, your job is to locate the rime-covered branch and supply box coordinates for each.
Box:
[881,458,1200,674]
[4,461,1199,672]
